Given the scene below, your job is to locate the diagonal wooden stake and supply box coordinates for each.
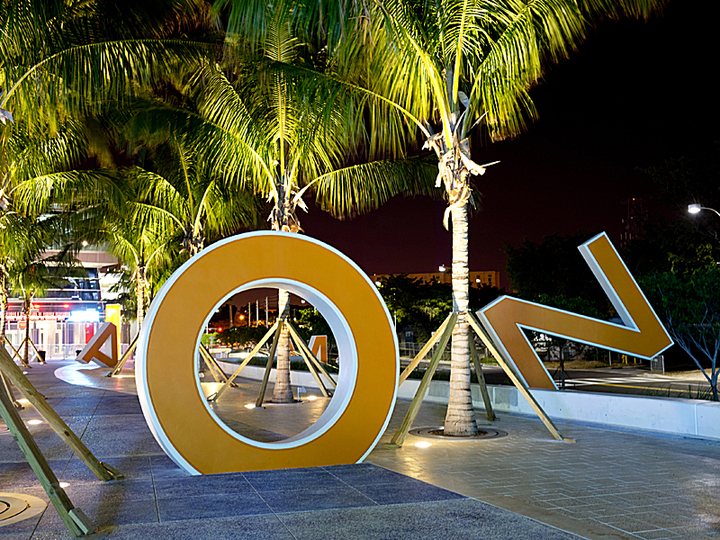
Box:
[3,337,30,368]
[286,321,336,391]
[255,318,285,407]
[199,346,222,383]
[108,334,139,377]
[207,322,279,403]
[0,373,115,539]
[467,311,571,442]
[284,323,329,397]
[199,345,233,385]
[390,312,457,447]
[469,334,496,421]
[27,338,45,363]
[0,347,123,481]
[399,313,454,385]
[1,369,22,409]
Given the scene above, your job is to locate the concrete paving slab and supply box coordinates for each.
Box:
[3,359,720,540]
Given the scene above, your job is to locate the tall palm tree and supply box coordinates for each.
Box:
[127,7,435,403]
[124,125,264,259]
[0,206,49,344]
[5,224,79,365]
[0,0,213,132]
[203,8,436,403]
[218,0,665,433]
[344,0,666,435]
[101,220,176,329]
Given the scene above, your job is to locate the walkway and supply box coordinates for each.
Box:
[2,360,719,539]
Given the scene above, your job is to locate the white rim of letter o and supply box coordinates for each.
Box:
[136,232,398,474]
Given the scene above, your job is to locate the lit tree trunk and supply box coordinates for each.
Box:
[22,294,31,365]
[272,288,294,402]
[0,277,8,342]
[269,179,300,403]
[136,267,146,330]
[444,204,478,435]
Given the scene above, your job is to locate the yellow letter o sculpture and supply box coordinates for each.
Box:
[136,232,398,474]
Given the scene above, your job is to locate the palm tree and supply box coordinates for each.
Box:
[5,222,80,365]
[101,220,176,329]
[0,205,49,345]
[125,6,435,402]
[0,0,213,132]
[1,0,222,336]
[123,124,264,260]
[218,0,666,434]
[202,8,436,403]
[340,0,666,435]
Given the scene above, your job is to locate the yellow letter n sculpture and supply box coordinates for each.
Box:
[478,232,673,390]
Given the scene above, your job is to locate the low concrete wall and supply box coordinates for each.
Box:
[217,360,720,441]
[397,378,720,441]
[216,361,336,390]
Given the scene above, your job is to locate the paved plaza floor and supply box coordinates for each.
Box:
[1,359,719,539]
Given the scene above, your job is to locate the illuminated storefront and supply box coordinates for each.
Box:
[4,250,129,359]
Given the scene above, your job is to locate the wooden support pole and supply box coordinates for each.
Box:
[199,347,222,383]
[0,347,123,481]
[467,312,570,442]
[292,341,328,398]
[286,328,329,398]
[108,334,138,377]
[469,335,496,421]
[208,322,279,402]
[1,370,22,409]
[389,312,457,447]
[28,338,45,363]
[199,345,232,385]
[399,313,454,385]
[286,322,336,390]
[4,338,30,368]
[255,319,285,407]
[0,375,114,539]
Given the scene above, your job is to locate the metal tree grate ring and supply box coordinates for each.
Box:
[408,427,508,440]
[0,494,47,527]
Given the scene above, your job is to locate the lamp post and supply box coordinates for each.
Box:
[438,265,448,284]
[688,203,720,218]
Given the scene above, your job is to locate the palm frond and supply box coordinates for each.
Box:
[313,158,438,219]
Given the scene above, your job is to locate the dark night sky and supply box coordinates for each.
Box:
[298,0,714,289]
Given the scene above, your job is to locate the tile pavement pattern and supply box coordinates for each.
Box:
[2,359,720,539]
[1,361,579,539]
[370,402,720,540]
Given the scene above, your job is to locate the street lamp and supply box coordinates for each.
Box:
[688,203,720,218]
[438,265,448,284]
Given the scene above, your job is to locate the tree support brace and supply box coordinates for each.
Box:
[0,347,124,481]
[0,352,118,538]
[207,322,279,403]
[389,310,570,446]
[107,334,139,377]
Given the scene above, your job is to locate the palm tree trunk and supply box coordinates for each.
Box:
[0,283,8,342]
[136,268,146,330]
[444,204,478,436]
[23,295,31,365]
[272,288,294,403]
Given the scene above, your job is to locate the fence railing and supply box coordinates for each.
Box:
[398,340,451,361]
